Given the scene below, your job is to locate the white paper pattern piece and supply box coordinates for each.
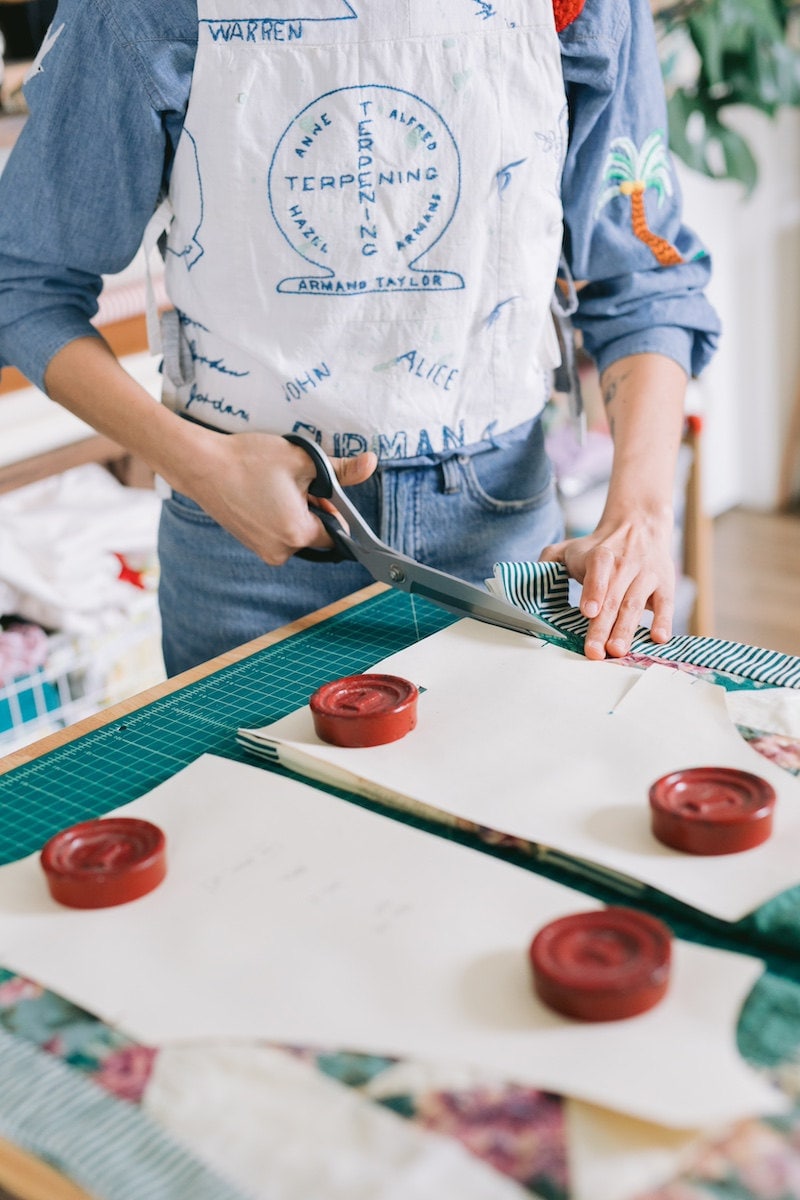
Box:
[239,620,800,921]
[0,755,781,1129]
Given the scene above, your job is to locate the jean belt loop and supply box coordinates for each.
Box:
[440,455,462,495]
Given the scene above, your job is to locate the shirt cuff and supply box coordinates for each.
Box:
[588,325,719,381]
[0,311,103,394]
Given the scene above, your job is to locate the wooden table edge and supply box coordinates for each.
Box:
[0,1137,93,1200]
[0,583,386,777]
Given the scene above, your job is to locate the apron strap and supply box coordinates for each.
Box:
[141,196,174,357]
[550,256,585,439]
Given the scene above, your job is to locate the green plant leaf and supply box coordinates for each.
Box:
[667,90,760,190]
[687,7,728,83]
[713,118,761,189]
[657,0,800,185]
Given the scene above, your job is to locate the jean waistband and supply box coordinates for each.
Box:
[174,411,543,464]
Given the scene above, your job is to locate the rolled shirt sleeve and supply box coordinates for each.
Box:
[0,0,195,392]
[559,0,721,379]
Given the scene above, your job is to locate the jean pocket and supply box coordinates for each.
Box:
[458,446,555,515]
[164,490,218,528]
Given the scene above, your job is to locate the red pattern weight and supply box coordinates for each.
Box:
[41,817,167,909]
[529,907,672,1022]
[310,673,418,747]
[649,766,776,855]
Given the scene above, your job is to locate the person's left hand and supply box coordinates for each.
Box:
[541,351,688,660]
[540,502,676,660]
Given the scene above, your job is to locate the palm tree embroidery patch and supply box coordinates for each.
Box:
[595,131,684,266]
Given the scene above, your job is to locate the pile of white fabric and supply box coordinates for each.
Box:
[0,463,161,635]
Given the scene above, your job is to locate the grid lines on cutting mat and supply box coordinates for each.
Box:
[0,592,454,863]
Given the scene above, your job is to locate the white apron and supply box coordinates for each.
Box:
[162,0,568,459]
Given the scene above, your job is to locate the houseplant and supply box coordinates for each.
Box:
[653,0,800,189]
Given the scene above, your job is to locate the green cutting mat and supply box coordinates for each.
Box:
[3,588,800,976]
[0,590,454,865]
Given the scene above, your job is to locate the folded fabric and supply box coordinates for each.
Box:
[0,464,160,633]
[0,1028,248,1200]
[490,560,800,690]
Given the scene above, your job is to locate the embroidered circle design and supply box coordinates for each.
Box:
[268,84,464,294]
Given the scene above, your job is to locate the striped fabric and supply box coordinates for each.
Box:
[493,561,800,690]
[0,1029,249,1200]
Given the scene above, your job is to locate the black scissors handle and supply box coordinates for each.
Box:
[283,433,355,563]
[284,432,334,500]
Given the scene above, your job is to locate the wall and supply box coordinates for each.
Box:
[680,106,800,515]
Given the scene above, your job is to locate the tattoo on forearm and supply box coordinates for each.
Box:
[602,368,632,409]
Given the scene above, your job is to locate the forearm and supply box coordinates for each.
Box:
[598,352,687,532]
[43,336,218,495]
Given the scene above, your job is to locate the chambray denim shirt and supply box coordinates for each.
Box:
[0,0,720,395]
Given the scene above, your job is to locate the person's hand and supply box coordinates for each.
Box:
[541,352,687,660]
[540,502,676,660]
[185,431,377,565]
[41,337,378,565]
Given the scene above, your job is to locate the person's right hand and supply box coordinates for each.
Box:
[40,336,377,565]
[184,430,377,565]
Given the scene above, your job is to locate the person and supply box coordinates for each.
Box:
[0,0,720,676]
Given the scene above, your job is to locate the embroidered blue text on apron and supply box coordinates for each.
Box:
[163,1,568,458]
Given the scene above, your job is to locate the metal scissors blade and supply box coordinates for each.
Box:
[285,431,564,641]
[343,536,562,638]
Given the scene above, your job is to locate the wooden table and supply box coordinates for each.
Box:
[0,586,382,1200]
[0,583,798,1200]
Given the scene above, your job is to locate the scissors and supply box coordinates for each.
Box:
[285,431,564,641]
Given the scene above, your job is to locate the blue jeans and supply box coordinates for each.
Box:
[157,419,563,675]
